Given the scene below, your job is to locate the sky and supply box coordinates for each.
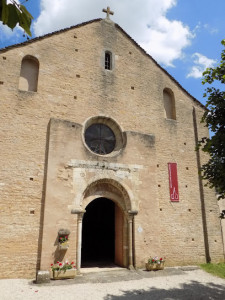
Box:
[0,0,225,106]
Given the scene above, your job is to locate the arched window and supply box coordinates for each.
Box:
[163,88,176,120]
[19,55,39,92]
[105,51,112,70]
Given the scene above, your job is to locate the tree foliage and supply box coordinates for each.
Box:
[0,0,33,36]
[198,39,225,204]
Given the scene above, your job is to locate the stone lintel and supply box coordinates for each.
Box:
[66,159,143,172]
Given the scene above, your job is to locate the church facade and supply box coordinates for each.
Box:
[0,14,224,279]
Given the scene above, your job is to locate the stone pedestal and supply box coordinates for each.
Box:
[36,270,50,284]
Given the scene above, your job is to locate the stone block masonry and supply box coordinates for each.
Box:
[0,18,224,278]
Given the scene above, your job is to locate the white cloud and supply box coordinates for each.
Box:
[203,24,218,35]
[7,0,20,3]
[0,1,24,46]
[33,0,194,67]
[187,53,216,79]
[141,17,193,67]
[0,22,23,46]
[0,23,15,37]
[192,22,218,36]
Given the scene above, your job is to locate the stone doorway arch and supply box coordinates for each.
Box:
[81,197,120,267]
[73,178,137,273]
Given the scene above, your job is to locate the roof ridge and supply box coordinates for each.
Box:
[0,18,102,52]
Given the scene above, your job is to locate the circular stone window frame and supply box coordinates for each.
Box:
[82,116,126,157]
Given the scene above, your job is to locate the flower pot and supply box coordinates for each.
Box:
[146,263,158,271]
[52,268,76,279]
[146,262,164,271]
[157,262,164,270]
[59,242,69,250]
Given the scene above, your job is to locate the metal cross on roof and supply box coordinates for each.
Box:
[102,6,114,19]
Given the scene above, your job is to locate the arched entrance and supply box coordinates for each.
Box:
[81,197,116,267]
[74,178,137,273]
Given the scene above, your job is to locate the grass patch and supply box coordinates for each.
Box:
[200,263,225,279]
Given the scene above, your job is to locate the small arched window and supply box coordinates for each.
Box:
[163,88,176,120]
[105,51,112,70]
[19,55,39,92]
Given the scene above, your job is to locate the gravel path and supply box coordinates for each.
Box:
[1,268,225,300]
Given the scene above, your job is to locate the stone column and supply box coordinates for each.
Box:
[128,214,134,269]
[77,212,84,274]
[127,210,138,270]
[71,208,85,275]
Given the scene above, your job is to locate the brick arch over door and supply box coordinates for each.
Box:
[82,178,134,214]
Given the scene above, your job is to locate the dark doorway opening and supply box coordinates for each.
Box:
[81,198,115,267]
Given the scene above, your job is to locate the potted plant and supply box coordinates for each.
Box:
[58,229,70,250]
[59,235,69,250]
[146,256,165,271]
[51,261,76,279]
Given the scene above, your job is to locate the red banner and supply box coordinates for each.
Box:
[168,163,179,202]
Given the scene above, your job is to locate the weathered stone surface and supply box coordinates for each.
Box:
[36,271,50,284]
[58,229,70,236]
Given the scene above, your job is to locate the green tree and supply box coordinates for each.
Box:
[0,0,33,36]
[198,39,225,209]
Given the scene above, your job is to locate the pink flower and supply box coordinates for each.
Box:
[57,261,59,264]
[59,263,62,266]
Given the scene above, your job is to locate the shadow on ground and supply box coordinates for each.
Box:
[104,281,225,300]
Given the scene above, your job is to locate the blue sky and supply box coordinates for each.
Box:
[1,0,224,106]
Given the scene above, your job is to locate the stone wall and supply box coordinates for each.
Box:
[0,18,224,278]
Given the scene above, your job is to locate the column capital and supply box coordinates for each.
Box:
[71,208,86,214]
[128,210,138,216]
